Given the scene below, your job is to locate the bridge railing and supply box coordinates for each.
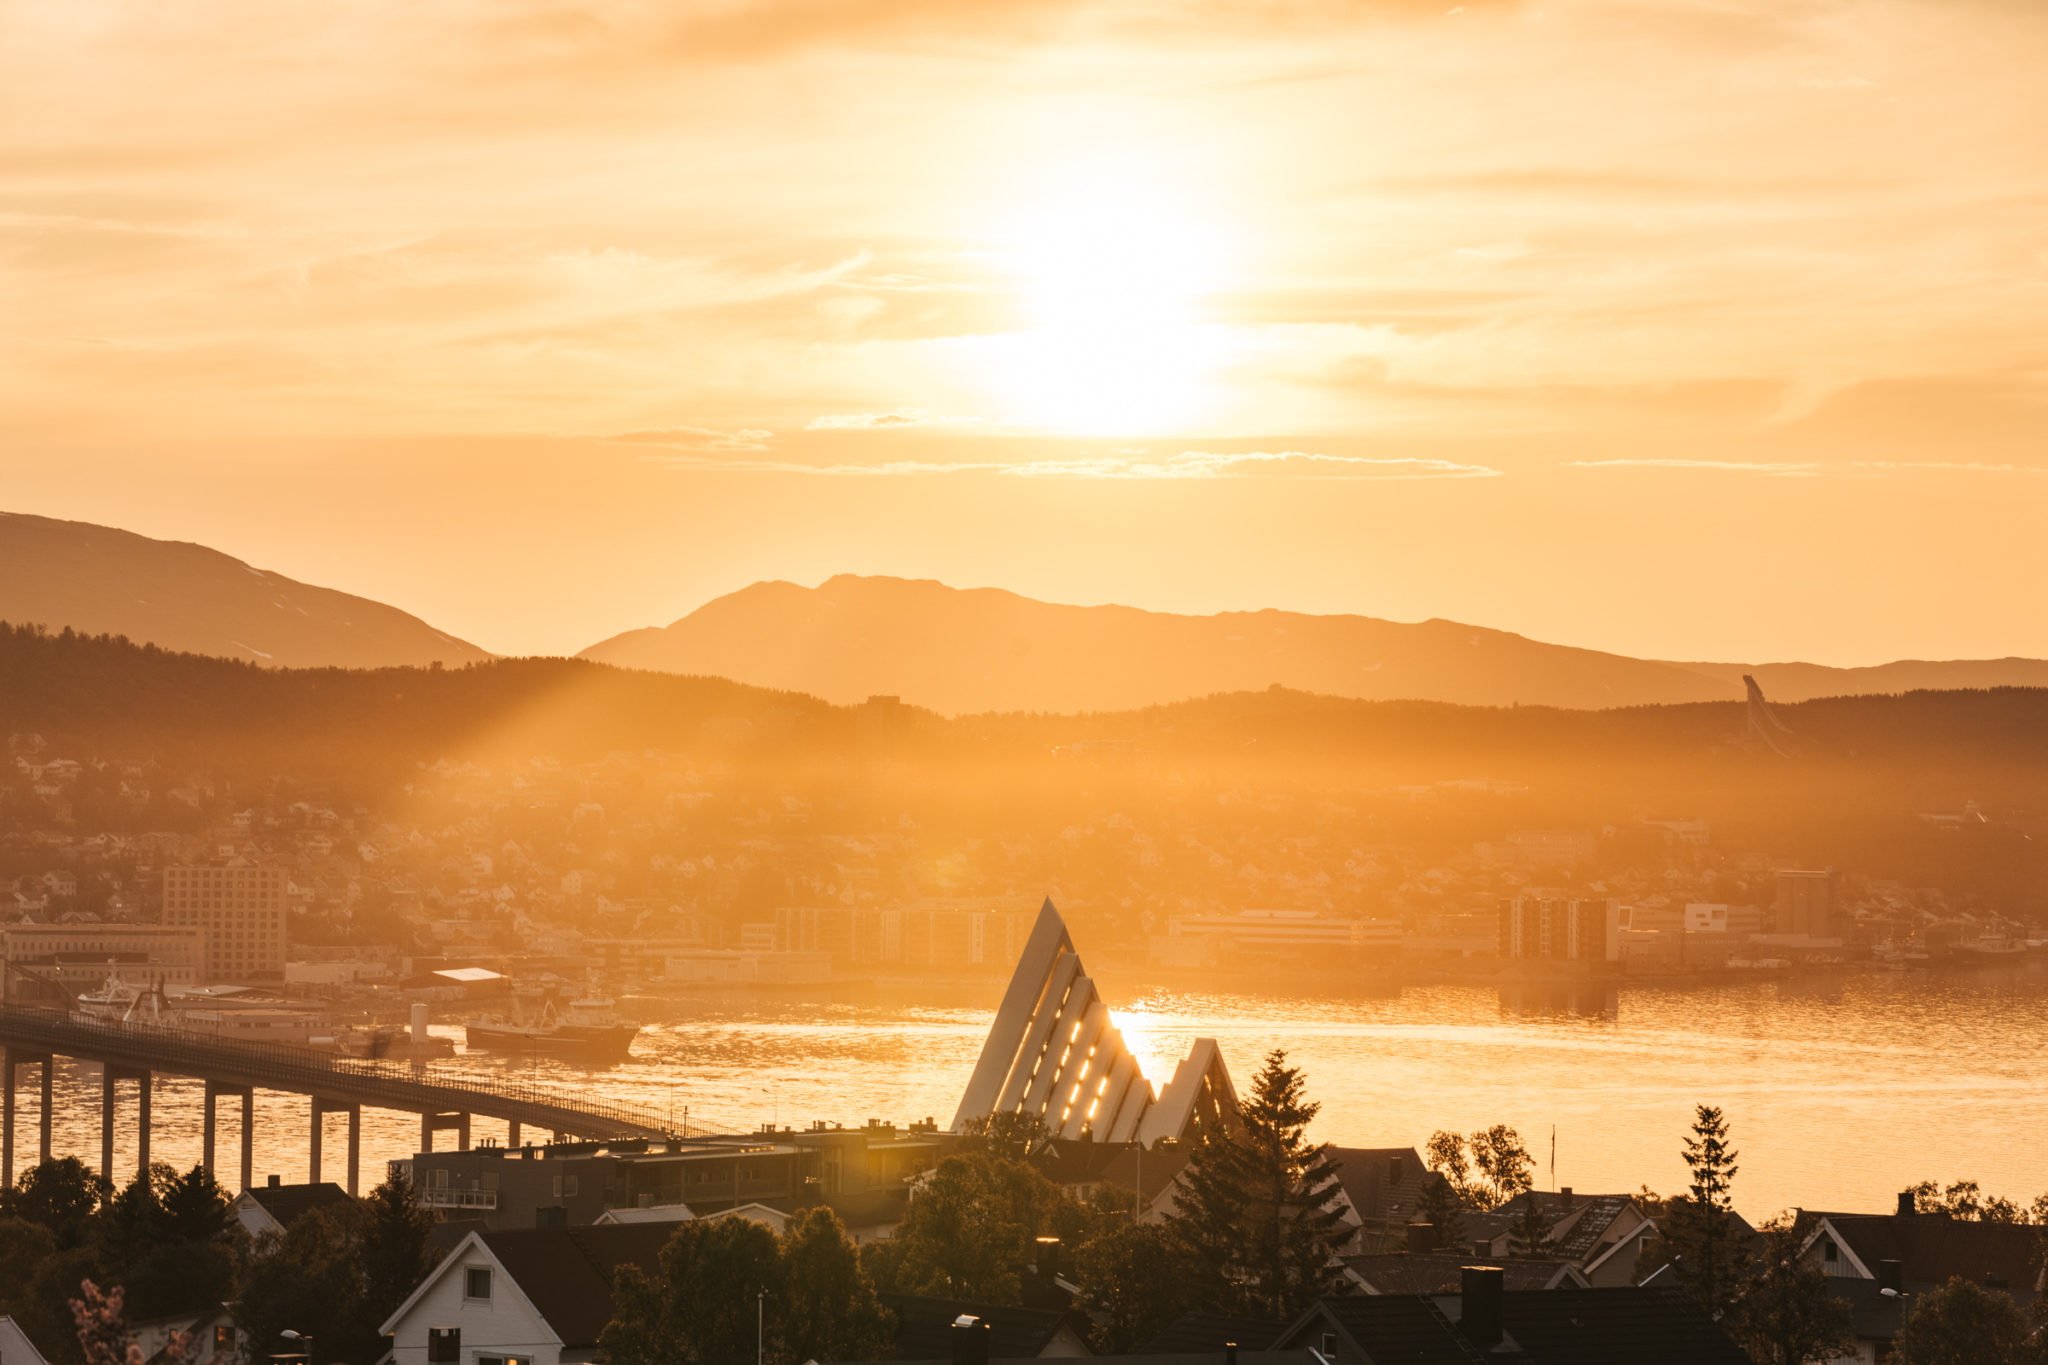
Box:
[0,1003,669,1136]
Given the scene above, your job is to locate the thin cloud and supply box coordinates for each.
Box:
[1567,458,1820,477]
[640,449,1499,479]
[603,427,775,452]
[805,409,985,430]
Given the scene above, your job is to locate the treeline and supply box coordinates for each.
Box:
[8,621,2048,910]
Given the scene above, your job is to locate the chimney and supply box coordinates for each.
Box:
[267,1173,280,1188]
[1559,1186,1574,1209]
[1897,1190,1917,1217]
[1389,1154,1404,1183]
[950,1316,990,1365]
[1036,1235,1061,1280]
[1460,1266,1504,1348]
[1877,1259,1902,1293]
[1407,1222,1434,1254]
[1225,1344,1238,1365]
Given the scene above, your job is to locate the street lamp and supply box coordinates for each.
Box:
[278,1329,312,1365]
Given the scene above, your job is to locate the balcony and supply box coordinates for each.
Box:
[420,1187,499,1210]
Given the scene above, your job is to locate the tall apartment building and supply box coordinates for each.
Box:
[1773,868,1839,939]
[162,860,287,981]
[1498,896,1620,962]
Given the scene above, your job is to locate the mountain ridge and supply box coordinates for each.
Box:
[0,510,490,670]
[580,573,2048,714]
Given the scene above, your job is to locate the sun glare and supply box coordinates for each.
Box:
[989,156,1231,435]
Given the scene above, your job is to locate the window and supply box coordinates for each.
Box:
[464,1267,492,1301]
[562,1174,579,1198]
[1821,1239,1837,1264]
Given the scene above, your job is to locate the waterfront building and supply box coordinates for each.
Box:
[1497,897,1620,962]
[162,858,287,982]
[1773,867,1840,937]
[1,922,207,997]
[399,1122,941,1238]
[1152,909,1401,968]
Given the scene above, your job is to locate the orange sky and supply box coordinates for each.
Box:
[4,0,2046,662]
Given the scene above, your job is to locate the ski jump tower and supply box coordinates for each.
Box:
[951,899,1238,1144]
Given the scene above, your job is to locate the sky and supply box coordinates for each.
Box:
[3,0,2046,662]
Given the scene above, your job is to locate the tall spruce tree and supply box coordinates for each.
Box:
[1664,1104,1753,1321]
[1237,1049,1351,1319]
[1161,1108,1249,1308]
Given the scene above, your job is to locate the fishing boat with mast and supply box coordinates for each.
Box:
[464,996,639,1061]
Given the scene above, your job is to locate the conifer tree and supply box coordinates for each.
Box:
[1507,1196,1556,1258]
[1664,1104,1753,1320]
[1161,1108,1249,1308]
[1236,1049,1351,1319]
[1414,1175,1466,1252]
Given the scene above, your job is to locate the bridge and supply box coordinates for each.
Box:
[0,1003,669,1195]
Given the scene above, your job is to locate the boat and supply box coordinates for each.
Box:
[329,1023,456,1060]
[464,997,639,1060]
[1960,934,2028,958]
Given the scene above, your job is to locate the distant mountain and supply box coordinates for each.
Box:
[580,574,2048,714]
[0,511,490,669]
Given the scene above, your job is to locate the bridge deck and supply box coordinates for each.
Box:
[0,1003,668,1139]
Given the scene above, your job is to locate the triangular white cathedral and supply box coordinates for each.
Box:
[951,898,1238,1144]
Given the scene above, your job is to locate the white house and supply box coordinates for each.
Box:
[1,1315,55,1365]
[380,1225,672,1365]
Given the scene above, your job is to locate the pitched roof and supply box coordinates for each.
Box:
[1136,1313,1284,1353]
[1323,1147,1431,1227]
[1295,1295,1486,1364]
[477,1224,677,1347]
[1285,1286,1751,1364]
[1344,1253,1581,1295]
[1040,1139,1191,1206]
[880,1293,1086,1360]
[243,1181,353,1229]
[1818,1212,2044,1296]
[1477,1286,1749,1365]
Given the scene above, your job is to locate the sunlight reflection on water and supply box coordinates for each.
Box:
[20,970,2046,1219]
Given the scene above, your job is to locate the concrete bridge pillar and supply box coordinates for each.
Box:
[419,1112,470,1154]
[203,1084,259,1190]
[309,1098,363,1193]
[507,1120,521,1147]
[2,1047,52,1188]
[98,1065,151,1182]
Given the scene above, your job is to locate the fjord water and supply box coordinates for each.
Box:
[27,968,2047,1220]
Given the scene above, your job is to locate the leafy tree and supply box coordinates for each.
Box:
[1414,1175,1466,1251]
[1905,1180,2028,1223]
[3,1157,111,1249]
[1662,1105,1752,1321]
[957,1110,1056,1162]
[777,1207,893,1365]
[1734,1215,1855,1365]
[1467,1126,1535,1209]
[603,1217,783,1365]
[1893,1276,2036,1365]
[1235,1050,1350,1319]
[236,1204,376,1365]
[875,1151,1077,1303]
[98,1163,242,1320]
[1425,1131,1481,1208]
[1076,1220,1194,1353]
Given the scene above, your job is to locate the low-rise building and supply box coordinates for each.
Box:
[1468,1189,1659,1286]
[1,922,208,996]
[381,1224,673,1365]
